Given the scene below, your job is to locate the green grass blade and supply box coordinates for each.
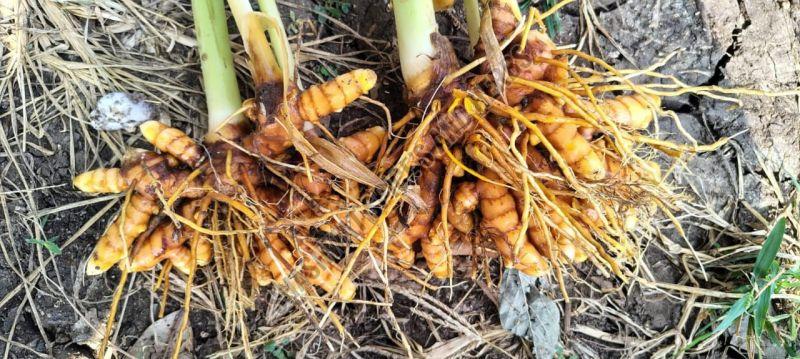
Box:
[542,0,562,38]
[26,237,62,255]
[753,280,775,337]
[754,217,786,279]
[713,292,754,334]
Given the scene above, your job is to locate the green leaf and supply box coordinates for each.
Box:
[764,319,781,345]
[518,0,533,12]
[753,280,775,337]
[541,0,562,39]
[789,174,800,192]
[26,237,62,255]
[264,340,290,359]
[754,218,786,279]
[713,292,753,334]
[769,314,791,323]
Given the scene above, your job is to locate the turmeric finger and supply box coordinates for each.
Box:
[421,219,456,278]
[73,168,129,193]
[528,94,606,180]
[254,233,295,282]
[249,260,273,286]
[506,31,557,105]
[168,242,211,275]
[296,240,356,300]
[86,193,159,275]
[478,1,558,105]
[338,126,386,163]
[126,196,209,273]
[124,221,180,273]
[477,170,548,276]
[390,160,444,267]
[122,150,204,199]
[139,121,204,167]
[298,69,377,124]
[448,181,479,234]
[245,69,378,158]
[571,94,661,130]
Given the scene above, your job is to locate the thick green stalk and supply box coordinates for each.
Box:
[464,0,480,48]
[192,0,243,138]
[257,0,294,81]
[393,0,439,97]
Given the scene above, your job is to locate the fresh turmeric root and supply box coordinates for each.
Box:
[448,181,479,234]
[121,150,204,199]
[595,94,660,130]
[244,69,377,157]
[168,239,213,275]
[124,198,208,273]
[296,240,356,300]
[86,193,159,275]
[420,218,456,278]
[390,159,445,267]
[254,233,295,283]
[139,120,204,167]
[477,170,548,276]
[527,93,607,180]
[73,168,129,194]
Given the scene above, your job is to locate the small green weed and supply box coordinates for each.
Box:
[314,0,351,25]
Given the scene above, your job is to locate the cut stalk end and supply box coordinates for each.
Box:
[257,0,295,81]
[393,0,439,98]
[228,0,282,86]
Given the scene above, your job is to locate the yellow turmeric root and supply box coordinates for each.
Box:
[73,168,129,194]
[298,69,377,124]
[390,160,445,267]
[139,121,204,167]
[296,240,356,300]
[169,240,212,275]
[290,126,387,242]
[448,181,479,234]
[338,126,386,163]
[477,170,548,276]
[121,150,204,199]
[421,218,456,278]
[245,69,378,157]
[528,94,606,180]
[248,260,273,286]
[480,0,558,105]
[86,193,159,275]
[124,198,207,273]
[254,233,295,282]
[570,94,661,130]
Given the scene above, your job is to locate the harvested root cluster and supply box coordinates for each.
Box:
[74,68,383,301]
[374,0,725,284]
[74,1,768,329]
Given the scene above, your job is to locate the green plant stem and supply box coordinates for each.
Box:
[257,0,294,81]
[464,0,481,48]
[192,0,243,138]
[393,0,439,97]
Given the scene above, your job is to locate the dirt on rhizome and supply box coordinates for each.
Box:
[1,0,799,358]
